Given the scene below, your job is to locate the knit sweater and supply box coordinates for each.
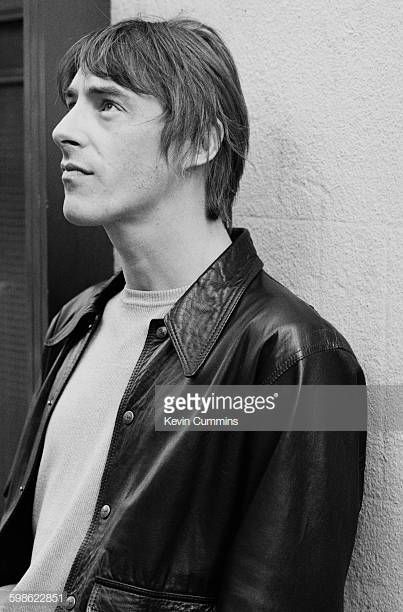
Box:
[9,282,189,610]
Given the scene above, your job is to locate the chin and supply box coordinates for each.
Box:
[63,198,103,227]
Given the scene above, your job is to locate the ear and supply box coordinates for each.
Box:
[183,120,224,170]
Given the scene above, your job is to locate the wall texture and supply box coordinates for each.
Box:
[112,1,402,610]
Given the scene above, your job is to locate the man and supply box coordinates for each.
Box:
[0,18,366,611]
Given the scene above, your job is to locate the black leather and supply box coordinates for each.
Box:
[0,228,366,611]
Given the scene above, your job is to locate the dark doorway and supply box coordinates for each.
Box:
[0,3,26,511]
[0,0,112,513]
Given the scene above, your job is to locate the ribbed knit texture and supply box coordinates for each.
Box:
[10,283,189,610]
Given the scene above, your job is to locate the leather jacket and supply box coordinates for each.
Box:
[0,228,366,611]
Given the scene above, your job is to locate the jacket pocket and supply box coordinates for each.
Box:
[86,578,216,612]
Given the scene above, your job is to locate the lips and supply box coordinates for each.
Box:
[61,162,93,175]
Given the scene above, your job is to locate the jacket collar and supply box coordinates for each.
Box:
[165,228,263,375]
[47,228,263,377]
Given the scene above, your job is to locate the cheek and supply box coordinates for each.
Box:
[118,126,164,170]
[114,148,168,190]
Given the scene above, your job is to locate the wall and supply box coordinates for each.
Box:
[112,1,402,610]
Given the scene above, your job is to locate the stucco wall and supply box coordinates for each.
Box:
[112,1,402,610]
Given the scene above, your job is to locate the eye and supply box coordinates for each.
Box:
[100,99,119,112]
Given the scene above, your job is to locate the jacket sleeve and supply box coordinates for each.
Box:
[1,309,61,501]
[0,310,65,585]
[217,348,367,612]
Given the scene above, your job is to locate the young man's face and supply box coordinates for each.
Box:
[52,69,174,227]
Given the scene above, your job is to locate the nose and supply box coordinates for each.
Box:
[52,104,89,150]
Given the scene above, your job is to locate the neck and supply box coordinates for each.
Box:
[104,179,232,291]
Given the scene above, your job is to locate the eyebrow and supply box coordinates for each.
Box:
[65,85,131,102]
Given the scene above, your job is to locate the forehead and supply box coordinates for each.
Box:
[64,69,164,120]
[66,69,132,99]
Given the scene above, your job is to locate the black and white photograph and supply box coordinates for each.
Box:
[0,1,401,610]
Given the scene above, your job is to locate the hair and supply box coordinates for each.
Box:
[57,17,249,230]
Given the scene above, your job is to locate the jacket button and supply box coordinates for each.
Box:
[156,325,167,339]
[100,504,111,519]
[65,595,76,609]
[122,410,134,425]
[47,399,53,407]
